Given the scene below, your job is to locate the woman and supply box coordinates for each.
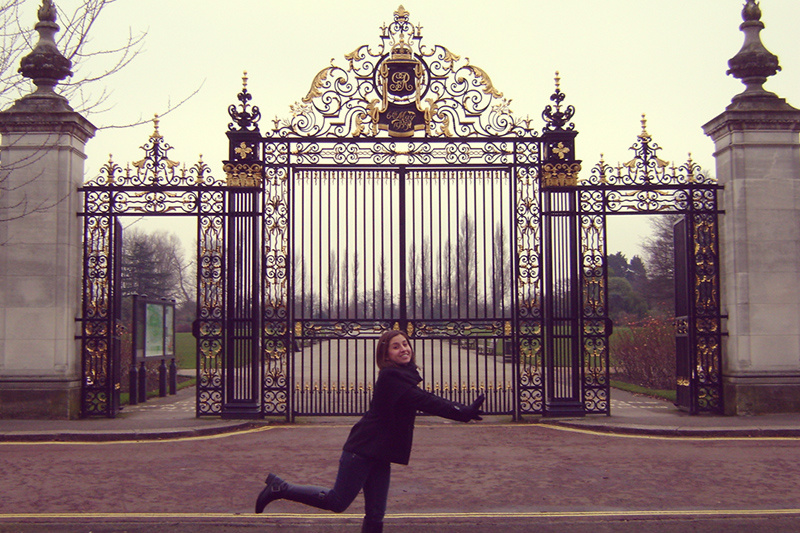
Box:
[255,328,485,533]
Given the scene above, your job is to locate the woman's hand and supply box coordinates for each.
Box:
[465,393,486,421]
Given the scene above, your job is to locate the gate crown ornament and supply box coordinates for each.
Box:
[86,115,213,188]
[586,116,714,187]
[262,5,541,138]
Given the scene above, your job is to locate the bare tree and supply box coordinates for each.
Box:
[0,1,202,224]
[374,255,389,318]
[351,246,361,318]
[0,0,146,116]
[406,242,417,316]
[491,223,511,316]
[642,214,682,312]
[121,228,191,303]
[456,213,478,317]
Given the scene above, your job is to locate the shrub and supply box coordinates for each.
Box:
[610,315,675,390]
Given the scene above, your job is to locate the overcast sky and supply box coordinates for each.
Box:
[22,0,800,258]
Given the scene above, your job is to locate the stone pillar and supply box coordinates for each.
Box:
[703,1,800,414]
[0,0,96,418]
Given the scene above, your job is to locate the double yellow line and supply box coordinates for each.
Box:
[1,509,800,520]
[2,422,800,445]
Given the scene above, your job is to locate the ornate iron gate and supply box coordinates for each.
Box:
[216,6,611,419]
[79,6,723,418]
[583,121,723,414]
[79,119,224,417]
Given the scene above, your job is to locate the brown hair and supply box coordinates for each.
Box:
[375,329,416,369]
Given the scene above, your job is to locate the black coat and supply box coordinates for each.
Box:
[342,364,475,465]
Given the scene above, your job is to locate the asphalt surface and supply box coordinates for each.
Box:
[1,386,800,532]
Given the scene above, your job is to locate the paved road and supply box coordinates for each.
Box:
[2,421,799,532]
[291,338,516,414]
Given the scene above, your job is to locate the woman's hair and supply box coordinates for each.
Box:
[375,329,416,369]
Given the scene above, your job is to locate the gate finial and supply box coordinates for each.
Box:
[638,113,651,141]
[151,114,163,139]
[228,70,261,132]
[727,0,781,98]
[542,71,575,132]
[18,0,73,96]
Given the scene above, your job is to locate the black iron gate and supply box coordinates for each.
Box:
[79,6,723,418]
[288,166,516,416]
[215,6,615,420]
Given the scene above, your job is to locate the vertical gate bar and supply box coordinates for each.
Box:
[398,166,407,328]
[289,168,299,419]
[383,169,388,321]
[408,169,416,321]
[220,191,228,414]
[686,213,698,414]
[446,171,459,402]
[555,197,562,400]
[454,170,460,320]
[226,193,234,406]
[502,169,511,413]
[469,170,477,394]
[485,170,492,320]
[446,172,453,320]
[568,190,580,403]
[245,191,251,401]
[371,172,377,320]
[363,171,368,322]
[335,171,340,322]
[543,190,553,410]
[345,169,351,322]
[711,206,723,412]
[427,171,433,322]
[510,154,520,419]
[490,169,496,410]
[602,210,610,414]
[243,191,247,401]
[481,171,489,401]
[437,171,444,324]
[563,196,569,399]
[559,194,565,400]
[299,167,306,415]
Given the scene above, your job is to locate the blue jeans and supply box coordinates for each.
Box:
[286,451,391,523]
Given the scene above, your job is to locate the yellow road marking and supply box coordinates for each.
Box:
[1,509,800,520]
[0,424,275,446]
[2,421,800,446]
[536,423,800,441]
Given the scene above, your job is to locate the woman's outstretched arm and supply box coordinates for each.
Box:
[399,388,485,422]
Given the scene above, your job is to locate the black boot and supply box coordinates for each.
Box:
[255,473,287,513]
[255,473,332,513]
[362,518,383,533]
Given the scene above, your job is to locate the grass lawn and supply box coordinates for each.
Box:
[611,379,676,402]
[176,332,196,369]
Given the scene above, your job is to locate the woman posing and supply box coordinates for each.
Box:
[255,328,485,533]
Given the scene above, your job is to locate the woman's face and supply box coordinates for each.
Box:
[386,335,413,365]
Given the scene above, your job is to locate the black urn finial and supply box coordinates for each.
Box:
[18,0,73,94]
[726,0,780,97]
[542,71,575,132]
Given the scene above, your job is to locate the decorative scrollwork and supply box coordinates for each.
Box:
[542,162,581,187]
[84,117,224,189]
[224,163,263,188]
[585,116,717,187]
[265,6,540,139]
